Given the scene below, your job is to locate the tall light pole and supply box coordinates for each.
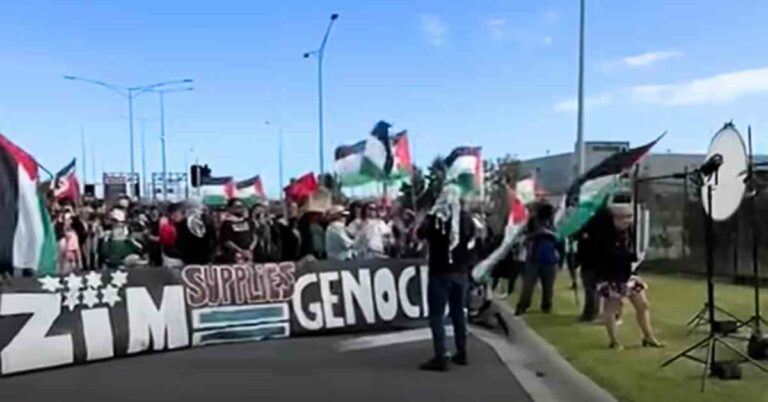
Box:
[152,86,195,200]
[63,75,193,180]
[141,120,147,196]
[304,13,339,175]
[575,0,587,175]
[266,121,285,197]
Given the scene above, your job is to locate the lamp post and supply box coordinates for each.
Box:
[141,120,147,196]
[575,0,586,175]
[151,86,194,200]
[266,121,285,197]
[304,13,339,175]
[130,116,158,198]
[63,75,194,179]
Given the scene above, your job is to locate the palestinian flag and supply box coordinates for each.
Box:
[566,134,664,207]
[201,176,235,207]
[472,176,535,283]
[390,131,413,182]
[445,146,483,195]
[236,175,266,206]
[360,121,393,180]
[285,172,318,202]
[334,140,372,187]
[557,135,663,238]
[509,176,536,225]
[52,158,81,202]
[0,134,57,274]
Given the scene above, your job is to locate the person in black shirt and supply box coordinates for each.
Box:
[574,206,613,322]
[417,186,476,372]
[597,204,663,350]
[277,202,302,262]
[177,204,217,265]
[219,199,256,264]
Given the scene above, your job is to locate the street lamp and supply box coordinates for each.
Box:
[304,13,339,175]
[266,121,285,197]
[150,86,195,200]
[63,75,194,183]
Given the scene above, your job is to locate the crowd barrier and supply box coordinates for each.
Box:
[0,259,429,376]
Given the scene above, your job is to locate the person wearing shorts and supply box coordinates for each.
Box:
[597,204,664,350]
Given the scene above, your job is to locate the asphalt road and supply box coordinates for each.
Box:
[1,332,530,402]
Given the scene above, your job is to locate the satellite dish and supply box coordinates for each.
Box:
[701,123,747,221]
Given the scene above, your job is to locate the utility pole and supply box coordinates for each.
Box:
[576,0,587,175]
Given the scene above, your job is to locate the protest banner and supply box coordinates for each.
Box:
[0,259,429,376]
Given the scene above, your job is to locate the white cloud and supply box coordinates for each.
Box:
[420,14,448,47]
[621,51,682,67]
[485,18,507,40]
[554,93,613,113]
[542,36,553,45]
[630,67,768,105]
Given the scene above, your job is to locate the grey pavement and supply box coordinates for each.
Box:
[1,332,530,402]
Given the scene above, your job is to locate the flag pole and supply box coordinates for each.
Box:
[409,138,418,211]
[35,160,55,180]
[410,169,417,211]
[81,125,87,184]
[91,144,96,189]
[381,179,387,200]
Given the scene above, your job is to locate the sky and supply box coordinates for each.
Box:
[2,0,768,197]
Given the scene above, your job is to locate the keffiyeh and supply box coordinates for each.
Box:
[431,185,461,262]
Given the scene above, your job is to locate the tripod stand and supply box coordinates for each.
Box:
[635,170,745,334]
[683,168,746,334]
[662,177,768,391]
[687,304,746,334]
[737,127,768,352]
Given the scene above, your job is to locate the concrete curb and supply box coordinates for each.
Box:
[471,302,617,402]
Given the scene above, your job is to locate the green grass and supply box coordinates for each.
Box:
[507,273,768,402]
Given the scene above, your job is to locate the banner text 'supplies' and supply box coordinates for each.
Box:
[0,259,428,376]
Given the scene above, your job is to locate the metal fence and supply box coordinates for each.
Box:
[640,177,768,281]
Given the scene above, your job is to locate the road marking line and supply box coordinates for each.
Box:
[337,327,454,352]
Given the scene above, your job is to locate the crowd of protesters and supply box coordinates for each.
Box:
[45,193,433,273]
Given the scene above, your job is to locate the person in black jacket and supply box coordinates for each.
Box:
[219,199,256,263]
[574,206,614,322]
[416,186,476,372]
[176,205,217,265]
[597,204,663,350]
[278,202,302,262]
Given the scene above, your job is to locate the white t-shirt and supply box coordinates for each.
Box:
[355,219,391,258]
